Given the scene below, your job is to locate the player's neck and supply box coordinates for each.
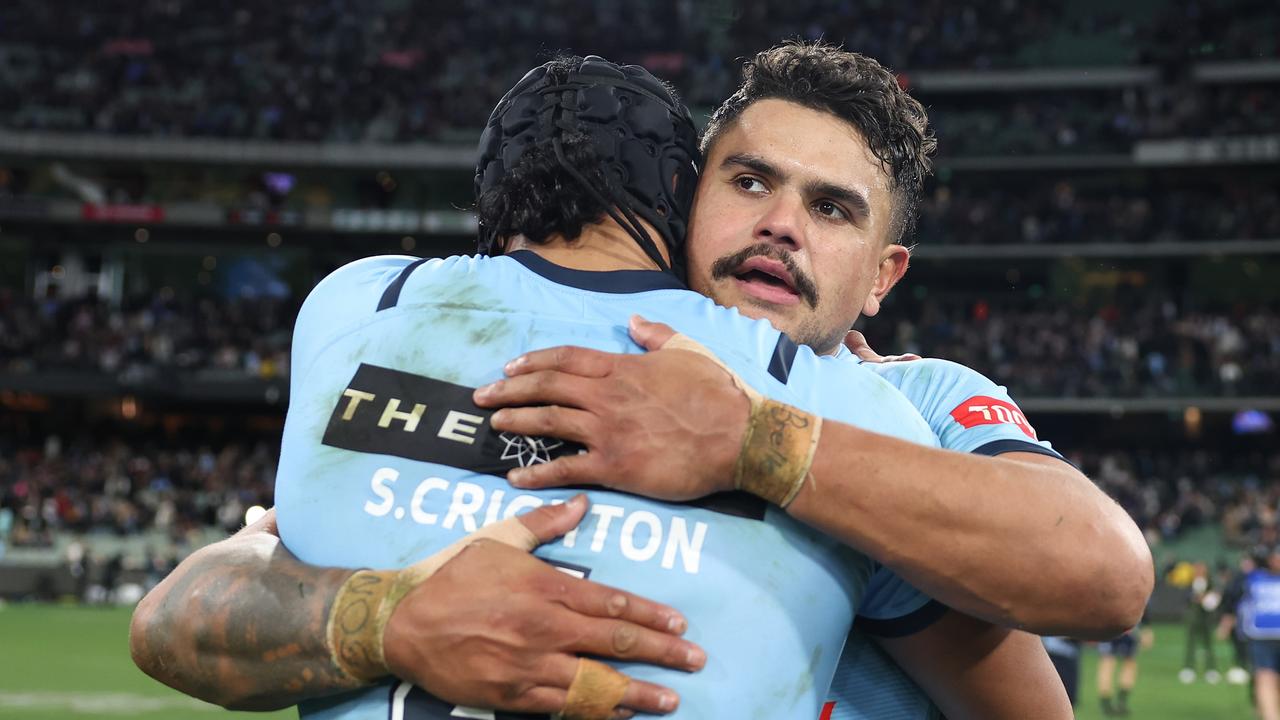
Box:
[503,219,672,274]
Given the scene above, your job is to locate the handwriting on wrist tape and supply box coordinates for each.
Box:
[736,398,821,508]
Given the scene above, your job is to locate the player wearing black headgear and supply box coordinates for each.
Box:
[475,55,699,277]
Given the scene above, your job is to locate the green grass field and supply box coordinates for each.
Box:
[0,603,1256,718]
[0,603,292,720]
[1074,625,1253,720]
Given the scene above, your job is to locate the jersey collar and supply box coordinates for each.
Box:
[506,250,687,294]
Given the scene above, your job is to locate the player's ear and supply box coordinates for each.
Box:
[861,243,910,318]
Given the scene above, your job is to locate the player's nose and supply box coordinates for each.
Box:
[751,192,806,251]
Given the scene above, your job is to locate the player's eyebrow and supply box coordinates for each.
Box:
[722,152,871,223]
[721,152,781,180]
[804,178,872,223]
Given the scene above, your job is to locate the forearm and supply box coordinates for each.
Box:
[129,511,365,710]
[880,613,1072,720]
[787,424,1152,637]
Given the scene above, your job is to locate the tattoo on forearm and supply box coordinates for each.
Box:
[133,539,363,709]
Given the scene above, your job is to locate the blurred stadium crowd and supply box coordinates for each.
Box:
[1087,449,1280,547]
[2,438,276,546]
[920,182,1279,245]
[863,295,1280,397]
[0,291,293,378]
[0,0,1274,143]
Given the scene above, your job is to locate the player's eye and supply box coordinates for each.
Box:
[734,176,767,194]
[814,200,848,221]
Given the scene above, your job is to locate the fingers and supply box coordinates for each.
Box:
[538,655,680,717]
[503,345,619,378]
[515,494,590,544]
[474,370,596,410]
[508,452,603,490]
[490,405,598,445]
[628,315,677,351]
[554,575,689,636]
[616,677,679,716]
[843,330,884,362]
[562,612,706,674]
[843,331,921,363]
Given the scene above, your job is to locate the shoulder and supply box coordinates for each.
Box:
[864,357,1019,424]
[291,255,428,381]
[782,349,939,447]
[302,255,424,310]
[867,358,1062,457]
[865,357,1001,395]
[300,254,498,321]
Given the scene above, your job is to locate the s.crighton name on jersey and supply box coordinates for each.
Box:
[322,363,585,474]
[363,467,709,574]
[949,395,1037,439]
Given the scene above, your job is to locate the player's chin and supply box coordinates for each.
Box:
[735,296,802,331]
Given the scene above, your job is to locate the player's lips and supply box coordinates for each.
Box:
[732,257,802,306]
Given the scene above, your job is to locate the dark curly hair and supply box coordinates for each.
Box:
[702,41,936,244]
[475,130,610,249]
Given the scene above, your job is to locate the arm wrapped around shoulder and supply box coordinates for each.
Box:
[326,517,540,681]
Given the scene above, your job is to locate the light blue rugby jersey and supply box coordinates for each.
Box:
[273,250,941,720]
[823,352,1067,720]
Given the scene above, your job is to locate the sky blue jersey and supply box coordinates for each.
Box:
[823,353,1067,720]
[273,250,942,720]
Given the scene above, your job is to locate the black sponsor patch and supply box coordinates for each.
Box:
[322,363,765,521]
[322,363,584,475]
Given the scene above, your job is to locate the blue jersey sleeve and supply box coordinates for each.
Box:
[290,255,420,385]
[855,565,948,638]
[866,358,1065,461]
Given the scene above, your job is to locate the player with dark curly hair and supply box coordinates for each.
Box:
[475,42,1148,719]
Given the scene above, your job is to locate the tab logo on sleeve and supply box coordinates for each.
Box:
[949,396,1037,439]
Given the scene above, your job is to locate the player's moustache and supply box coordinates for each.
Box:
[710,244,819,308]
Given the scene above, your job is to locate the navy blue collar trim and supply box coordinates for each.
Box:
[507,250,687,294]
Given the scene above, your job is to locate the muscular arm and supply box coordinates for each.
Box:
[130,502,698,714]
[878,612,1073,720]
[476,321,1154,638]
[129,508,363,710]
[787,440,1151,637]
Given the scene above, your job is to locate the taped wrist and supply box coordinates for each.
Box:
[661,334,822,508]
[735,396,822,508]
[326,568,400,682]
[325,514,541,682]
